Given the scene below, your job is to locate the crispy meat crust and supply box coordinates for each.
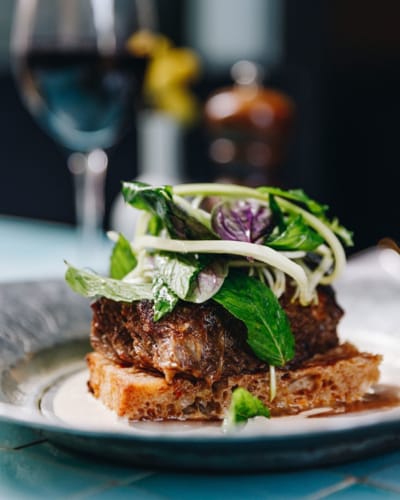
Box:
[90,286,343,383]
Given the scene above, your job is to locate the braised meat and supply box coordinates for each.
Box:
[280,286,343,368]
[90,286,343,384]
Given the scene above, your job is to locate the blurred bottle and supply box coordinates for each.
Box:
[204,60,294,187]
[110,110,183,238]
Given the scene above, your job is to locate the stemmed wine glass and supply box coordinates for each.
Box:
[11,0,154,259]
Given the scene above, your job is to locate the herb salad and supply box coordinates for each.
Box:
[66,182,352,423]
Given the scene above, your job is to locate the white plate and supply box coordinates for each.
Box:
[1,250,399,471]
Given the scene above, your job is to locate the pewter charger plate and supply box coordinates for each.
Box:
[0,261,400,471]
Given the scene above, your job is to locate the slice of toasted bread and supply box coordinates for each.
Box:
[86,343,381,421]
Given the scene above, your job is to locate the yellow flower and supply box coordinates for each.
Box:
[126,30,171,58]
[127,30,200,125]
[151,86,199,125]
[145,47,199,91]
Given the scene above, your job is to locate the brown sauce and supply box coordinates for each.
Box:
[308,385,400,418]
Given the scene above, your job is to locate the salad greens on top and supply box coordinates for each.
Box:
[65,181,352,415]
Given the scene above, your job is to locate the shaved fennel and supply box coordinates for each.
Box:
[134,235,312,304]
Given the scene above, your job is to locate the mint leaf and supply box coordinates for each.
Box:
[151,254,228,319]
[186,259,228,303]
[213,271,294,366]
[225,387,270,426]
[153,253,201,300]
[267,214,324,251]
[258,186,353,247]
[122,181,215,240]
[65,264,152,302]
[258,186,328,217]
[152,276,179,321]
[122,181,174,212]
[109,233,137,279]
[329,217,354,246]
[147,215,163,236]
[269,194,285,232]
[152,252,203,321]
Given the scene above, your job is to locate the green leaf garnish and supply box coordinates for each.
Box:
[185,258,228,303]
[258,186,353,247]
[151,252,199,321]
[267,214,324,251]
[213,271,295,367]
[147,214,163,236]
[269,194,285,232]
[329,217,354,247]
[122,181,215,240]
[258,187,328,217]
[151,254,228,319]
[109,233,137,279]
[123,181,173,211]
[65,263,152,302]
[152,276,179,321]
[224,387,270,427]
[153,252,201,300]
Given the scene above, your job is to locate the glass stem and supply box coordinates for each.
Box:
[68,149,108,255]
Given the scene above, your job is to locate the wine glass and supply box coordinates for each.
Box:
[10,0,154,260]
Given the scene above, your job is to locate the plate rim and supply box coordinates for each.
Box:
[0,278,399,447]
[2,399,400,446]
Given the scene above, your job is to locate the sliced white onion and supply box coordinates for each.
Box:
[134,235,312,304]
[173,183,346,283]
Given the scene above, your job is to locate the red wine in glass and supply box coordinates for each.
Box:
[16,49,148,153]
[11,0,155,260]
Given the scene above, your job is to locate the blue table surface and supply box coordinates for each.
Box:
[1,215,400,499]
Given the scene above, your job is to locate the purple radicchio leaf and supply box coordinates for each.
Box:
[211,200,275,244]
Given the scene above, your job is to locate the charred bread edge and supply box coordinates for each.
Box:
[87,343,381,421]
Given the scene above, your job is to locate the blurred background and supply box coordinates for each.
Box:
[1,0,399,253]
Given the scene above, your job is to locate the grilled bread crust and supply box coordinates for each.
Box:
[87,343,381,421]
